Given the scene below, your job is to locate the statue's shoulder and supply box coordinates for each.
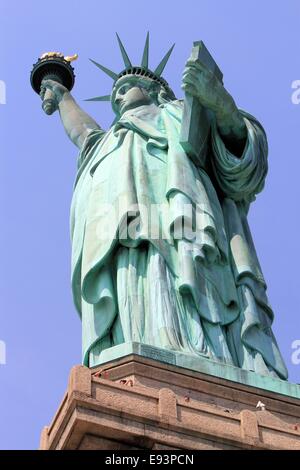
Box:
[160,99,184,122]
[77,128,106,169]
[82,127,106,151]
[162,99,184,110]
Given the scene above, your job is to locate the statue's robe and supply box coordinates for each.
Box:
[70,100,288,379]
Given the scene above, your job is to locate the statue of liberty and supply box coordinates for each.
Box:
[39,34,288,379]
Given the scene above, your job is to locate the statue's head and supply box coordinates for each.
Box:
[86,33,176,118]
[111,73,176,116]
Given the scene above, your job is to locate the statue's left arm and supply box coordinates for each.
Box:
[182,61,247,154]
[182,61,268,203]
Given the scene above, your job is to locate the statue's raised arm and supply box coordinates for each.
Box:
[30,52,102,149]
[40,78,102,149]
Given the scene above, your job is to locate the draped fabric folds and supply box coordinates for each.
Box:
[70,100,288,379]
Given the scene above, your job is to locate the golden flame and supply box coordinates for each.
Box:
[39,52,78,62]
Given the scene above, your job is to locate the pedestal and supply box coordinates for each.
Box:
[40,345,300,450]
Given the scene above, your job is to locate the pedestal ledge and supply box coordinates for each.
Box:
[40,353,300,450]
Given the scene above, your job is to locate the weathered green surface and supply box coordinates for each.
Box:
[38,35,288,382]
[98,342,300,400]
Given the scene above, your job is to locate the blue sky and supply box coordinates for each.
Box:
[0,0,299,449]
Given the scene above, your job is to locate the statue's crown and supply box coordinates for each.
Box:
[86,33,175,103]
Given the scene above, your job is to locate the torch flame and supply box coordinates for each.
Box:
[39,52,78,62]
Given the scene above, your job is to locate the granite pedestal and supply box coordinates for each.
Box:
[40,343,300,450]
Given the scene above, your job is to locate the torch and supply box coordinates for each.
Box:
[30,52,77,115]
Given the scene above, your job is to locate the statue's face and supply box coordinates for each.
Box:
[114,83,154,115]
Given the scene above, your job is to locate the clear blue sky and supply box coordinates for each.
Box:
[0,0,299,450]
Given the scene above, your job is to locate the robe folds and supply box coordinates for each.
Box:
[70,100,288,379]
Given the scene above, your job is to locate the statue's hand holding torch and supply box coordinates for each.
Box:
[39,79,69,114]
[30,52,77,115]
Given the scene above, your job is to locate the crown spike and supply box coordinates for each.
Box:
[154,43,175,76]
[84,95,111,102]
[141,32,149,68]
[89,58,118,80]
[116,33,132,68]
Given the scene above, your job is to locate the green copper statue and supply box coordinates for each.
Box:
[38,34,288,380]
